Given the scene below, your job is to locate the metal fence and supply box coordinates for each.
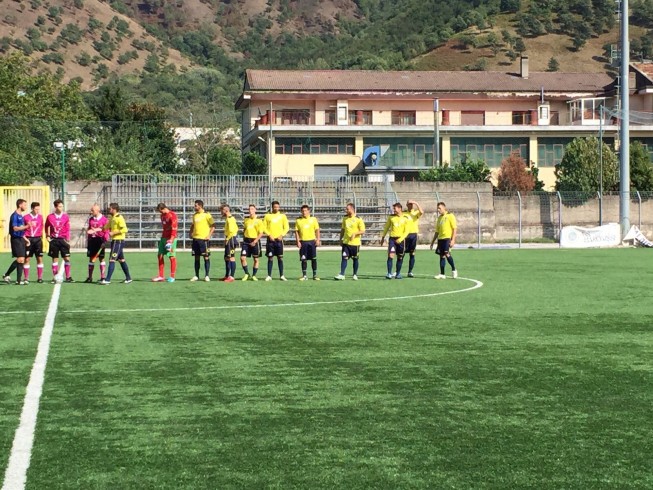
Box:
[107,176,653,249]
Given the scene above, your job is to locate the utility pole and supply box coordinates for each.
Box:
[619,0,630,237]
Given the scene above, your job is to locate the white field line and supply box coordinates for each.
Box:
[2,285,61,490]
[62,277,483,314]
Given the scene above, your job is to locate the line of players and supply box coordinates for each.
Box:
[3,197,458,285]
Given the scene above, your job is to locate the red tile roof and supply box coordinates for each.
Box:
[632,63,653,83]
[245,69,614,94]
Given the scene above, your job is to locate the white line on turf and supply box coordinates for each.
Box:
[61,277,483,314]
[2,284,61,490]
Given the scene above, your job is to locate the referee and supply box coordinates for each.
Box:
[2,199,29,285]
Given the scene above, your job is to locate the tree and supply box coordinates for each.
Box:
[555,137,618,192]
[547,57,560,72]
[630,141,653,191]
[497,154,535,191]
[242,151,267,175]
[206,146,241,175]
[418,158,491,183]
[500,0,520,13]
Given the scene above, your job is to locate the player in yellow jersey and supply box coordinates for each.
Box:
[221,204,239,283]
[189,199,215,282]
[380,202,409,279]
[263,201,289,281]
[99,203,132,285]
[430,201,458,279]
[405,199,423,278]
[295,204,321,281]
[335,203,365,281]
[241,204,265,281]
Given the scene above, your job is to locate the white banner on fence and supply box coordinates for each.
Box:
[560,223,621,248]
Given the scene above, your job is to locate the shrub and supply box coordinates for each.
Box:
[497,153,535,191]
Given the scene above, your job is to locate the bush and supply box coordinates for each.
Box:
[630,141,653,191]
[497,154,535,191]
[419,158,491,183]
[555,137,618,192]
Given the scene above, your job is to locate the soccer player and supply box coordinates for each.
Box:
[241,204,265,281]
[3,199,29,285]
[153,203,178,283]
[85,204,109,283]
[405,199,423,278]
[23,201,44,284]
[99,203,132,285]
[190,199,215,282]
[263,201,289,281]
[430,202,458,279]
[380,202,409,279]
[295,204,320,281]
[45,199,74,283]
[334,203,365,281]
[221,204,238,283]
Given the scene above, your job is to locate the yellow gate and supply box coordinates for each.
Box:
[1,186,51,252]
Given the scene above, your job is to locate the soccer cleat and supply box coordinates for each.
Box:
[434,274,446,279]
[166,277,175,283]
[152,276,165,282]
[3,275,11,283]
[16,281,27,286]
[224,276,235,283]
[352,275,358,281]
[395,274,403,279]
[37,279,44,284]
[334,274,345,281]
[299,276,308,281]
[313,276,320,281]
[190,276,199,282]
[204,276,211,282]
[241,274,249,281]
[391,272,397,278]
[265,276,272,281]
[251,276,258,282]
[51,279,57,284]
[452,270,458,279]
[65,277,75,283]
[407,272,415,278]
[385,274,393,279]
[98,279,110,285]
[84,278,93,283]
[280,276,288,281]
[123,279,133,284]
[23,280,29,285]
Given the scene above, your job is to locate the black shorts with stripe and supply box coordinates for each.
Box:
[48,237,70,258]
[388,237,405,256]
[341,244,360,259]
[192,239,211,257]
[87,236,106,260]
[224,237,238,258]
[241,237,261,258]
[266,239,284,257]
[109,240,125,261]
[435,238,451,255]
[405,233,418,254]
[299,240,317,260]
[26,237,43,258]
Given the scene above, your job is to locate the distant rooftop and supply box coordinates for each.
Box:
[244,69,614,94]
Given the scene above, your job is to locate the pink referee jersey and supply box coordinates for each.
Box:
[45,213,71,240]
[24,213,43,238]
[88,215,110,241]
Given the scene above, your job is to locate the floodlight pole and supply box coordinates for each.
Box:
[599,105,604,225]
[619,0,630,237]
[433,98,441,167]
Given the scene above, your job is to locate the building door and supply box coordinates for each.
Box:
[314,165,348,180]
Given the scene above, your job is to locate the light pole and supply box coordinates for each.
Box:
[433,98,440,166]
[599,105,604,225]
[53,141,66,206]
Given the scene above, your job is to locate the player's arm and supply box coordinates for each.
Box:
[430,228,439,249]
[281,215,289,238]
[294,220,301,248]
[450,220,457,248]
[412,200,423,216]
[380,217,391,245]
[169,215,178,241]
[44,217,52,240]
[189,220,195,238]
[253,221,264,245]
[207,215,215,240]
[12,215,28,232]
[315,225,321,247]
[397,220,409,243]
[339,222,345,244]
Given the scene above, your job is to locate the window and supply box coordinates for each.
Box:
[325,110,336,125]
[391,111,416,125]
[275,137,355,155]
[277,109,310,125]
[450,137,528,167]
[512,111,532,125]
[349,110,373,125]
[461,111,485,125]
[363,137,439,168]
[537,137,574,167]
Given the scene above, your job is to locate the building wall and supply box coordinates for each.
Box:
[271,153,362,177]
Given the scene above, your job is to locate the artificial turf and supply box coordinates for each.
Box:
[1,249,652,489]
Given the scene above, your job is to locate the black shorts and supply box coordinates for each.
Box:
[192,239,211,257]
[341,244,360,259]
[436,239,452,255]
[11,237,27,258]
[266,239,284,257]
[224,237,238,259]
[48,237,70,258]
[299,240,317,260]
[87,237,106,260]
[241,238,261,258]
[109,240,125,261]
[388,237,405,256]
[405,233,418,254]
[26,237,43,258]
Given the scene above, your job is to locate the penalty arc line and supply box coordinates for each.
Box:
[2,284,62,490]
[61,277,484,314]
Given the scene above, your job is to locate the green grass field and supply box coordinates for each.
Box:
[1,249,652,489]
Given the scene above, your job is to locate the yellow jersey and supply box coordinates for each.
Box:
[406,208,422,234]
[107,214,127,240]
[295,216,319,241]
[224,215,238,240]
[243,216,265,239]
[341,215,365,246]
[191,211,214,239]
[382,214,408,241]
[264,212,289,239]
[436,212,457,239]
